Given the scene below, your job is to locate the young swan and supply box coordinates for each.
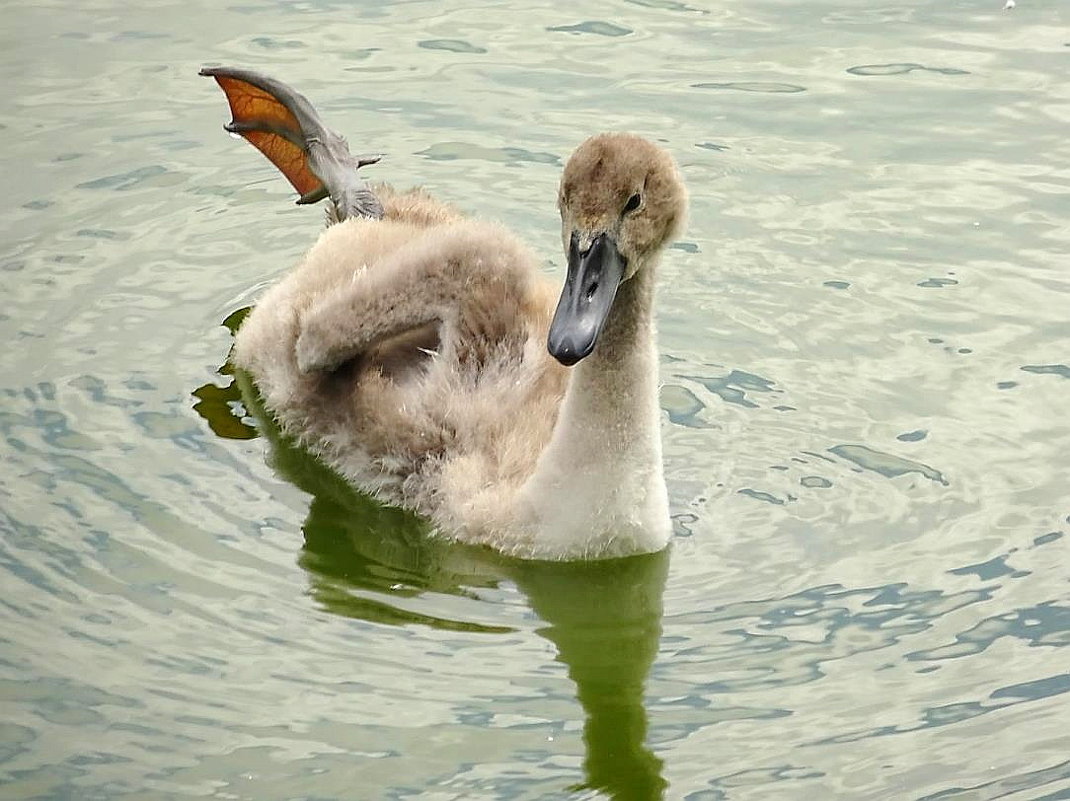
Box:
[205,70,686,559]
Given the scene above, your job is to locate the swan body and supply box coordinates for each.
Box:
[203,68,687,559]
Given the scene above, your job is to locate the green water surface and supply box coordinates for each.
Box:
[2,1,1068,798]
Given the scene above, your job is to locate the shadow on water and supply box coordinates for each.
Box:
[192,309,670,799]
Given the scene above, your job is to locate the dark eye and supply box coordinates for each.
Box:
[623,193,642,214]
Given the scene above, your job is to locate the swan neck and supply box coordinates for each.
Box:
[520,261,669,558]
[585,262,658,380]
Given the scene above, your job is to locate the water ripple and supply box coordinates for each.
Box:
[808,673,1070,746]
[828,444,948,486]
[692,81,807,93]
[418,39,488,54]
[2,0,1068,797]
[847,63,971,76]
[917,758,1070,800]
[547,21,633,37]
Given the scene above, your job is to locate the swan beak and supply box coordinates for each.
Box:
[547,232,626,366]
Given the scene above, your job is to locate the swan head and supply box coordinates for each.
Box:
[548,133,687,366]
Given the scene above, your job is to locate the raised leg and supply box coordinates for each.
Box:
[200,66,383,221]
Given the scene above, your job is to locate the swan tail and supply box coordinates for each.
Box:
[200,66,384,222]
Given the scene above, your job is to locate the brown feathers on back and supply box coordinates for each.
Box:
[233,183,568,537]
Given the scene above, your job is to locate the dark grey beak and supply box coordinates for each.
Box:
[547,232,627,366]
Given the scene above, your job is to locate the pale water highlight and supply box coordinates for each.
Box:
[2,1,1068,799]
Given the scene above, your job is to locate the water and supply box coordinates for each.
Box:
[2,0,1068,798]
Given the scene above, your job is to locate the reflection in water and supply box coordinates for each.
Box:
[192,319,670,798]
[515,554,669,800]
[191,308,256,441]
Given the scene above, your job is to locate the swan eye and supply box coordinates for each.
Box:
[623,193,642,214]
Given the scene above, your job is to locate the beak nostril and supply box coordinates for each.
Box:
[573,231,607,259]
[585,282,598,302]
